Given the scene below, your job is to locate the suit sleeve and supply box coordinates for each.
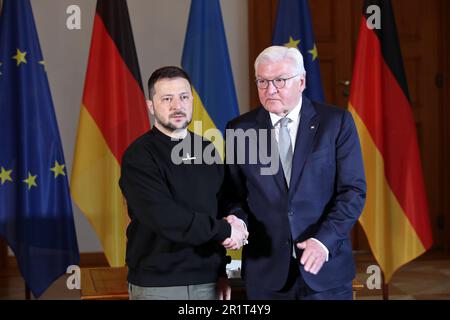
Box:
[119,144,231,246]
[219,121,250,226]
[314,111,366,258]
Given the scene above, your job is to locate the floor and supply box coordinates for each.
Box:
[353,250,450,300]
[1,251,449,300]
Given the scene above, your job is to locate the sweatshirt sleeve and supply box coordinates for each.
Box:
[119,143,231,246]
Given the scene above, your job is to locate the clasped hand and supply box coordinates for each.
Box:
[221,215,248,250]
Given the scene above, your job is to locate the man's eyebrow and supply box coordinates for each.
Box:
[256,74,290,79]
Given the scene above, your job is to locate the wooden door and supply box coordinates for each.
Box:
[308,0,358,108]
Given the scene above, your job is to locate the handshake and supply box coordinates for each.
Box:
[221,215,249,250]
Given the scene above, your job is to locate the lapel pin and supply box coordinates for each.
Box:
[310,125,315,130]
[182,153,196,161]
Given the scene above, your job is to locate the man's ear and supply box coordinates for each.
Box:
[146,100,154,115]
[299,75,306,93]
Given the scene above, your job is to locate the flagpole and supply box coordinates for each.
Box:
[381,271,389,300]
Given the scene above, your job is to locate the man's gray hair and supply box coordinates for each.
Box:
[254,46,306,77]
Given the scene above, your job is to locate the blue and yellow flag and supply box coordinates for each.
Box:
[273,0,325,102]
[181,0,239,145]
[0,0,79,297]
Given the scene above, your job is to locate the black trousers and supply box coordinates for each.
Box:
[246,258,353,300]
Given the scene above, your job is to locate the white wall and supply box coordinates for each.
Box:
[24,0,249,253]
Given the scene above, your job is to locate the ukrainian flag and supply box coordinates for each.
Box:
[181,0,239,152]
[182,0,240,260]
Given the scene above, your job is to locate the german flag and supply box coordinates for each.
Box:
[348,0,432,283]
[71,0,150,266]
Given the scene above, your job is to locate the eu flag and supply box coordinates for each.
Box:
[272,0,325,102]
[182,0,239,139]
[0,0,79,298]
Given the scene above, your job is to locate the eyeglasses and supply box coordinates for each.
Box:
[255,74,300,89]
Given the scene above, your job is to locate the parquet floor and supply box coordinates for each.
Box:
[1,251,449,300]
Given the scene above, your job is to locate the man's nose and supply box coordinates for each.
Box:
[170,97,182,109]
[267,81,278,95]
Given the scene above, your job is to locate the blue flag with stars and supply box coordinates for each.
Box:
[0,0,79,298]
[272,0,325,102]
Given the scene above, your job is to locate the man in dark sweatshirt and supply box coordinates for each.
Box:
[119,66,247,300]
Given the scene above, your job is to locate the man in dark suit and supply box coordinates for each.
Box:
[224,46,366,299]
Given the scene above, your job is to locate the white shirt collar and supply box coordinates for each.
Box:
[269,97,302,127]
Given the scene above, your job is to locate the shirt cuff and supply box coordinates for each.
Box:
[238,219,247,231]
[237,219,248,244]
[311,238,329,262]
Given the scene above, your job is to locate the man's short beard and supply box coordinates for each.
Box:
[160,119,190,132]
[155,114,191,132]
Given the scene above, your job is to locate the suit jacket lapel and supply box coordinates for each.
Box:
[289,97,319,197]
[255,107,287,193]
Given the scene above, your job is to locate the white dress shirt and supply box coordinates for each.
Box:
[268,98,329,262]
[269,98,302,151]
